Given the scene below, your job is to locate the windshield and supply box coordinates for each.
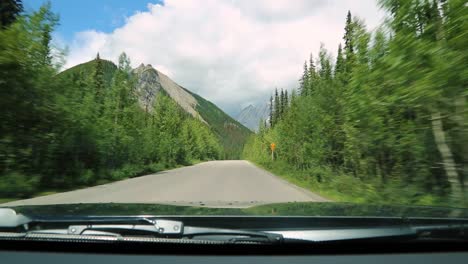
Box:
[0,0,467,221]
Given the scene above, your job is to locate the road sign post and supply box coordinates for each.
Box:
[270,143,276,161]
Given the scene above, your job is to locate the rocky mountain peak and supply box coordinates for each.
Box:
[236,102,269,132]
[133,64,204,122]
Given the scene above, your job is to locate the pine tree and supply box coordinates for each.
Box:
[269,95,274,127]
[344,11,354,55]
[343,10,355,82]
[93,53,105,115]
[335,43,345,77]
[109,52,135,126]
[273,88,280,126]
[299,61,309,96]
[318,45,332,80]
[290,89,297,104]
[41,24,52,66]
[308,53,316,94]
[280,89,285,118]
[369,28,387,68]
[243,0,468,206]
[0,0,22,28]
[284,90,289,113]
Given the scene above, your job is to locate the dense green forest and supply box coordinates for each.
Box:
[63,60,251,160]
[189,90,252,160]
[243,0,467,206]
[0,2,222,199]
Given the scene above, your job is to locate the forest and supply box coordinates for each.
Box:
[243,0,467,207]
[0,1,222,199]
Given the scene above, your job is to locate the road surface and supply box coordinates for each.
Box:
[3,160,328,208]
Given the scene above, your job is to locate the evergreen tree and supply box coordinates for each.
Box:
[107,52,135,127]
[354,18,370,67]
[269,95,273,127]
[280,89,285,117]
[243,1,468,206]
[290,89,297,106]
[299,61,309,96]
[93,53,105,114]
[343,10,355,83]
[284,90,289,113]
[318,46,332,80]
[335,43,345,77]
[0,0,22,28]
[343,10,354,55]
[0,2,224,198]
[308,53,317,94]
[369,28,387,69]
[41,24,52,66]
[273,88,280,126]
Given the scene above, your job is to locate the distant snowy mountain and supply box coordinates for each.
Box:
[236,103,269,132]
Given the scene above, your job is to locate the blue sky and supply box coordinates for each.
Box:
[23,0,162,42]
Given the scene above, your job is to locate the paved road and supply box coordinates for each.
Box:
[4,160,328,208]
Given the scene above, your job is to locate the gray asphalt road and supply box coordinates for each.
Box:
[3,160,328,208]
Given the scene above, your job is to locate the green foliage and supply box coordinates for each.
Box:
[244,0,468,207]
[0,172,39,198]
[0,4,224,199]
[269,88,289,128]
[62,57,117,86]
[189,90,251,159]
[0,0,23,28]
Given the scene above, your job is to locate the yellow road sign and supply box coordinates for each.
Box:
[270,143,276,151]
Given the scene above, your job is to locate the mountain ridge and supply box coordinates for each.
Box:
[236,102,270,132]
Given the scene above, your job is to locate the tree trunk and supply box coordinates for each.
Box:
[454,96,467,197]
[431,111,463,201]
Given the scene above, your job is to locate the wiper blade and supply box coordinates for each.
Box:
[76,223,279,244]
[2,208,467,244]
[63,218,282,243]
[269,223,468,243]
[0,209,282,244]
[66,218,183,236]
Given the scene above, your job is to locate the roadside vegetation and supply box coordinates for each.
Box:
[0,1,222,200]
[243,0,467,207]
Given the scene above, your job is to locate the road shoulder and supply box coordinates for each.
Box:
[244,160,330,202]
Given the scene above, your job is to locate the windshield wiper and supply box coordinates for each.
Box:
[0,209,282,244]
[1,208,467,244]
[268,223,468,243]
[57,218,281,243]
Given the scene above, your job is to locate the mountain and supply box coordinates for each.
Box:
[236,103,270,132]
[61,58,118,85]
[133,64,202,121]
[60,60,251,159]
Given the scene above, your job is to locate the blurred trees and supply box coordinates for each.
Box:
[0,3,221,197]
[0,0,22,28]
[244,0,467,204]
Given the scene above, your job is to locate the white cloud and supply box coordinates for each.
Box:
[64,0,385,115]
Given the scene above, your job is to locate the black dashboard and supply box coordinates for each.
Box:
[2,251,468,264]
[1,240,468,264]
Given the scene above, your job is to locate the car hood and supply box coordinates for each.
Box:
[3,202,468,219]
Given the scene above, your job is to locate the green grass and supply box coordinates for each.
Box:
[0,190,62,204]
[249,159,455,208]
[0,198,16,203]
[36,191,60,197]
